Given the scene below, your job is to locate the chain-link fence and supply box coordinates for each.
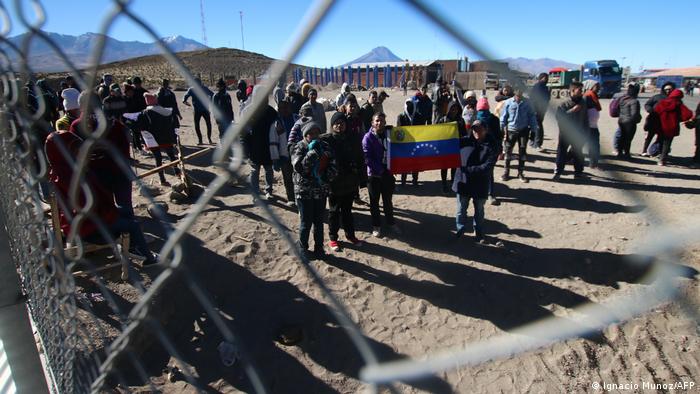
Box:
[0,0,698,393]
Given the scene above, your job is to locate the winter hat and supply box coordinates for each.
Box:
[302,121,321,136]
[464,90,476,100]
[476,97,490,111]
[61,88,80,111]
[330,112,346,126]
[144,92,157,106]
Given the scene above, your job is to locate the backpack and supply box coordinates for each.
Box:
[609,95,623,118]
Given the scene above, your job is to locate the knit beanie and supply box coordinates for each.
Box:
[476,97,489,111]
[61,88,80,111]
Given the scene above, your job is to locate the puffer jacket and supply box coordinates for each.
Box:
[321,129,366,196]
[291,139,337,199]
[618,95,642,124]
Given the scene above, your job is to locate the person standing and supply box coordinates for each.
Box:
[642,82,675,156]
[211,79,234,139]
[582,80,602,168]
[453,120,497,243]
[243,86,279,199]
[299,88,326,134]
[432,78,452,124]
[414,85,433,125]
[500,89,538,183]
[131,76,148,112]
[437,100,467,192]
[360,90,380,131]
[134,93,180,186]
[617,83,642,159]
[157,79,182,128]
[694,102,700,163]
[183,78,214,145]
[321,112,366,251]
[335,82,351,110]
[271,100,297,207]
[553,82,588,179]
[95,74,113,102]
[56,88,81,131]
[291,122,336,259]
[476,97,502,205]
[396,98,425,186]
[284,82,305,115]
[529,73,550,150]
[363,112,398,237]
[654,89,694,166]
[102,83,127,121]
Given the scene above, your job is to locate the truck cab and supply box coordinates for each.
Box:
[582,60,622,98]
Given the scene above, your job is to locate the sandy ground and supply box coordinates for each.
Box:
[83,87,700,393]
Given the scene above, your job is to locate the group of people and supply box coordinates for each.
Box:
[22,69,700,265]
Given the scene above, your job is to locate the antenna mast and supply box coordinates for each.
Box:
[200,0,208,46]
[239,11,245,50]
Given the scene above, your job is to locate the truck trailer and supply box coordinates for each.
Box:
[547,60,623,99]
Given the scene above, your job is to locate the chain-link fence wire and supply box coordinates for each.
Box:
[0,0,697,392]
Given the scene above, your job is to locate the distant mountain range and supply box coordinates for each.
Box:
[344,46,403,65]
[2,32,208,72]
[500,57,579,75]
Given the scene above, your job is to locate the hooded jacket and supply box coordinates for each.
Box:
[135,105,178,148]
[335,83,351,108]
[300,100,327,134]
[212,89,234,123]
[292,127,337,199]
[654,89,693,138]
[618,85,642,125]
[396,98,425,126]
[451,134,497,198]
[414,92,433,125]
[362,127,390,178]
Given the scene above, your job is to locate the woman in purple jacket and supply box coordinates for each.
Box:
[362,112,399,237]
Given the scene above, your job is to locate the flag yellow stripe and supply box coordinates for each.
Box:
[389,122,459,143]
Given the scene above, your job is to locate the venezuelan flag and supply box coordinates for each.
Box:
[388,122,461,174]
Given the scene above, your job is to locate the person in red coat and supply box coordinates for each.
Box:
[654,89,694,166]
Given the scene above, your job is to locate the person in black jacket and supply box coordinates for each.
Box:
[243,86,278,200]
[453,120,497,243]
[156,79,182,128]
[212,79,234,138]
[641,81,675,155]
[397,98,425,186]
[134,93,181,185]
[414,85,433,125]
[321,112,366,252]
[553,82,588,179]
[283,82,306,115]
[529,73,550,150]
[437,100,466,193]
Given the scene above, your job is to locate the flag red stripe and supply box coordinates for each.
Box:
[390,154,461,174]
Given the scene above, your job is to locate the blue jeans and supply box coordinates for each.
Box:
[249,162,274,194]
[297,197,325,251]
[456,194,486,239]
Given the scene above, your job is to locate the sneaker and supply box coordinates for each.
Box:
[346,235,364,246]
[475,237,487,245]
[552,172,561,181]
[455,228,466,238]
[501,173,510,181]
[160,180,171,187]
[143,254,160,266]
[641,152,650,157]
[518,174,529,183]
[657,161,666,166]
[371,227,382,237]
[328,240,341,252]
[389,224,402,235]
[285,200,297,208]
[264,192,274,200]
[488,196,500,206]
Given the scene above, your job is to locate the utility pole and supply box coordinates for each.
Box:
[239,11,245,50]
[199,0,208,46]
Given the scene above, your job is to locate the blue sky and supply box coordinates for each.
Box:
[5,0,698,71]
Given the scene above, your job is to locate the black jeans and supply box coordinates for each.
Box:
[440,168,455,190]
[216,120,232,138]
[555,133,584,174]
[531,111,545,147]
[588,127,600,166]
[504,129,529,175]
[328,193,356,241]
[368,173,395,227]
[618,122,637,157]
[642,129,656,155]
[280,157,295,202]
[194,109,212,142]
[659,135,674,163]
[152,146,179,182]
[297,197,325,251]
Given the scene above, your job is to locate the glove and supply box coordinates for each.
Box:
[272,160,281,171]
[308,140,321,152]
